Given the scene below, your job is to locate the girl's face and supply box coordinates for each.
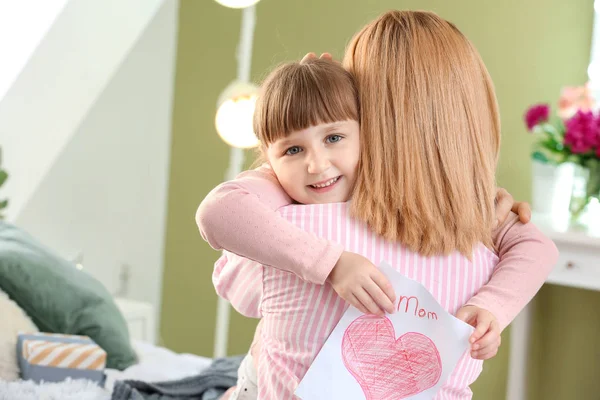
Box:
[266,120,359,205]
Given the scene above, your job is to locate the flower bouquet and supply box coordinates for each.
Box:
[524,83,600,220]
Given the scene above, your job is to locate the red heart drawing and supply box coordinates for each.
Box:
[342,315,442,399]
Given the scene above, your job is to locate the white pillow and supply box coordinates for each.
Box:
[0,288,38,381]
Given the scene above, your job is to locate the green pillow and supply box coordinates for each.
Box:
[0,222,137,370]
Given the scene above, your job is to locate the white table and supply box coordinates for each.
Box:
[506,215,600,400]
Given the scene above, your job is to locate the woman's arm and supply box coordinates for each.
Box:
[466,213,559,330]
[197,164,343,285]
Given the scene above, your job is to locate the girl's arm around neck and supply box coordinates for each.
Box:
[196,164,343,284]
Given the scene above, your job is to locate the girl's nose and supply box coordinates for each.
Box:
[307,151,331,175]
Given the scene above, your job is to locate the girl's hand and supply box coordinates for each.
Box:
[455,305,501,360]
[327,251,396,316]
[494,188,532,228]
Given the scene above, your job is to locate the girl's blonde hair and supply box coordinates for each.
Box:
[253,58,359,148]
[343,10,501,257]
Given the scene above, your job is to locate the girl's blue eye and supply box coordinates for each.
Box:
[285,146,302,155]
[327,135,343,143]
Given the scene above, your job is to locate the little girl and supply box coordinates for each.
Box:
[199,11,558,400]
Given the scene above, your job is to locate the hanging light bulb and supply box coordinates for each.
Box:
[215,81,260,149]
[214,0,261,9]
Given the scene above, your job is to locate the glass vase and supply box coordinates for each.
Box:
[569,159,600,224]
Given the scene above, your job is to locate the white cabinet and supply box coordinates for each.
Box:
[114,297,157,345]
[506,216,600,400]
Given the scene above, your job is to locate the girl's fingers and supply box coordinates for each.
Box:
[472,337,501,360]
[355,289,384,316]
[370,271,396,306]
[471,346,499,360]
[472,321,500,350]
[348,294,369,315]
[364,277,395,314]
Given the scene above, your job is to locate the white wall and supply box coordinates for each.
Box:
[0,0,67,101]
[0,0,166,222]
[16,0,179,328]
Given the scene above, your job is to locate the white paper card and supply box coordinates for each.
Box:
[295,261,474,400]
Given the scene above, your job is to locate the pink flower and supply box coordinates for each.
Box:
[558,83,595,119]
[564,110,600,154]
[524,104,550,131]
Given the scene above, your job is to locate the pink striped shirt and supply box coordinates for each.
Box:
[214,202,499,399]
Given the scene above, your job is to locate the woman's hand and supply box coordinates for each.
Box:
[301,52,334,63]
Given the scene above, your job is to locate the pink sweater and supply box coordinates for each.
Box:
[197,165,558,331]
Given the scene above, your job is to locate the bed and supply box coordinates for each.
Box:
[0,222,216,400]
[0,340,213,400]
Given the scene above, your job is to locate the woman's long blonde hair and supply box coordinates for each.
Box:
[343,10,501,257]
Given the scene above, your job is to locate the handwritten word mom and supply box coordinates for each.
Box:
[396,296,438,320]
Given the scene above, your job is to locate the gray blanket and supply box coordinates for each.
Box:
[111,355,243,400]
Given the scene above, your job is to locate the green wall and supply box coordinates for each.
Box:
[161,1,596,399]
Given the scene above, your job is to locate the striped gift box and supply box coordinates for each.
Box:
[17,332,106,384]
